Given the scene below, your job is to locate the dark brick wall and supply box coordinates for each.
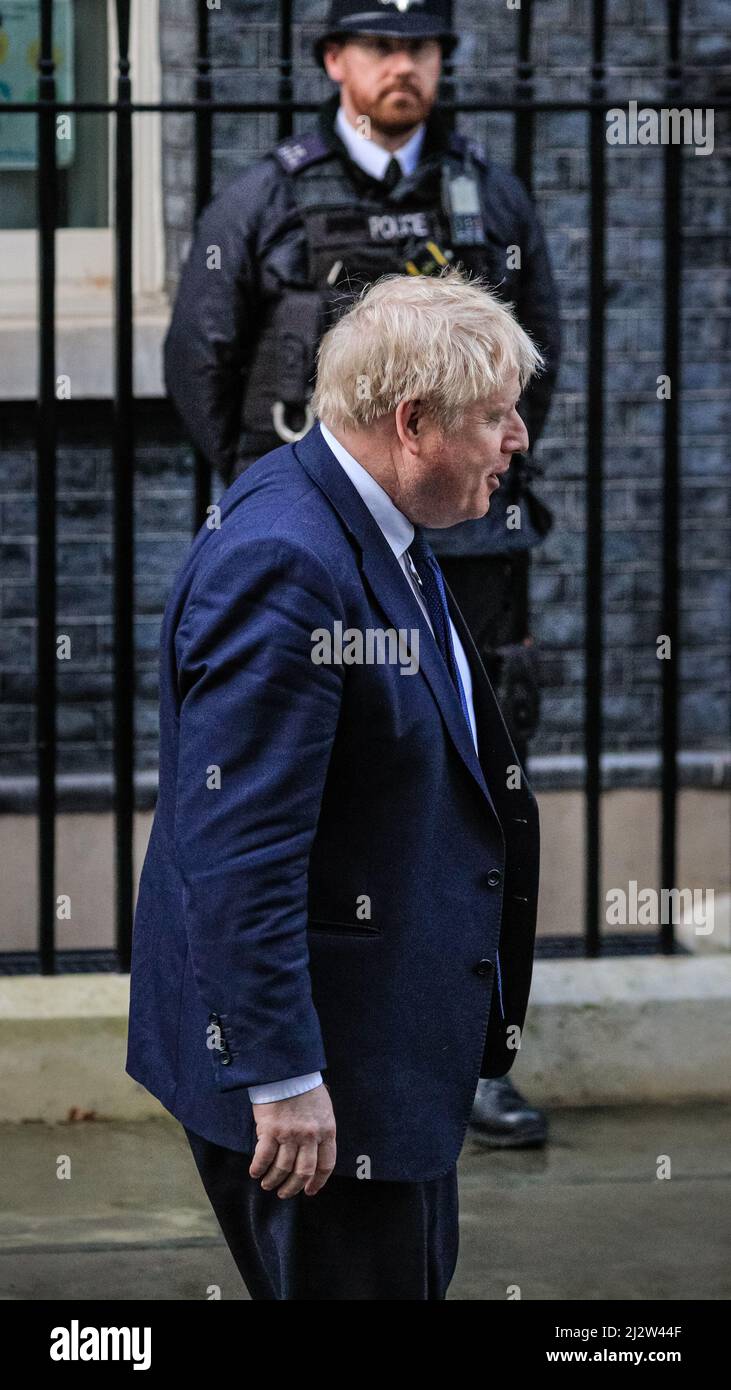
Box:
[0,0,728,788]
[0,402,193,778]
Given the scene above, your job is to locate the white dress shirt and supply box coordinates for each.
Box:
[335,103,426,180]
[248,421,480,1104]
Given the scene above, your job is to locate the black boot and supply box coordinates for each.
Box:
[469,1076,548,1148]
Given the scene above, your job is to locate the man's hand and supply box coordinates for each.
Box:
[249,1083,336,1198]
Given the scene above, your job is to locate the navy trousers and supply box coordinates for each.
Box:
[184,1126,460,1301]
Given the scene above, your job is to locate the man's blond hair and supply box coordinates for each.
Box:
[311,266,544,433]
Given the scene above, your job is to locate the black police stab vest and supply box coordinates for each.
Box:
[238,128,501,456]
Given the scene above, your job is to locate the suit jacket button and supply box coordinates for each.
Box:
[486,869,502,887]
[474,958,494,978]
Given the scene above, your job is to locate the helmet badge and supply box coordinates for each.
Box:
[376,0,427,12]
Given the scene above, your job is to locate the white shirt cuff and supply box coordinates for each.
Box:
[247,1071,323,1104]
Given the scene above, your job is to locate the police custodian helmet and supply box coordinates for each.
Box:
[313,0,459,69]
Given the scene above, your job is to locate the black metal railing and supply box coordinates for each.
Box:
[1,0,724,972]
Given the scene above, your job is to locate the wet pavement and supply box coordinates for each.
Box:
[0,1102,728,1300]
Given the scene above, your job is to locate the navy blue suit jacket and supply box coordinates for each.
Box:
[125,423,540,1181]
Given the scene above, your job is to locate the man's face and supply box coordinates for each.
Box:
[393,371,530,528]
[323,35,442,134]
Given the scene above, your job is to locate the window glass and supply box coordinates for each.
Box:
[0,0,109,229]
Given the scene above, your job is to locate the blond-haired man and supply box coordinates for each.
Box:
[127,269,543,1301]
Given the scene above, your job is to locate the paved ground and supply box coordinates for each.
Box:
[0,1103,728,1300]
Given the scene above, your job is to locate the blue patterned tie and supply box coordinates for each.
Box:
[407,524,506,1024]
[407,525,472,730]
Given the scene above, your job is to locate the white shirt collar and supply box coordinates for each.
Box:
[335,104,426,182]
[318,421,415,563]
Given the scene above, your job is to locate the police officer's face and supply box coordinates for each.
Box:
[393,372,530,527]
[324,36,442,135]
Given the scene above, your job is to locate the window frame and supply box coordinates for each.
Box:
[0,0,166,400]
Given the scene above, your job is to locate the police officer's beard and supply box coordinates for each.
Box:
[372,91,428,135]
[375,115,424,137]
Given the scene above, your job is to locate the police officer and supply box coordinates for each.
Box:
[164,0,560,1148]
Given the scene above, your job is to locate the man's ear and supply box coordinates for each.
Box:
[322,41,345,82]
[395,399,422,452]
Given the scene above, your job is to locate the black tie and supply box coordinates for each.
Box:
[383,156,402,192]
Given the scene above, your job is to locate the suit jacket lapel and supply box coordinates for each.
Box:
[294,425,501,822]
[442,577,525,817]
